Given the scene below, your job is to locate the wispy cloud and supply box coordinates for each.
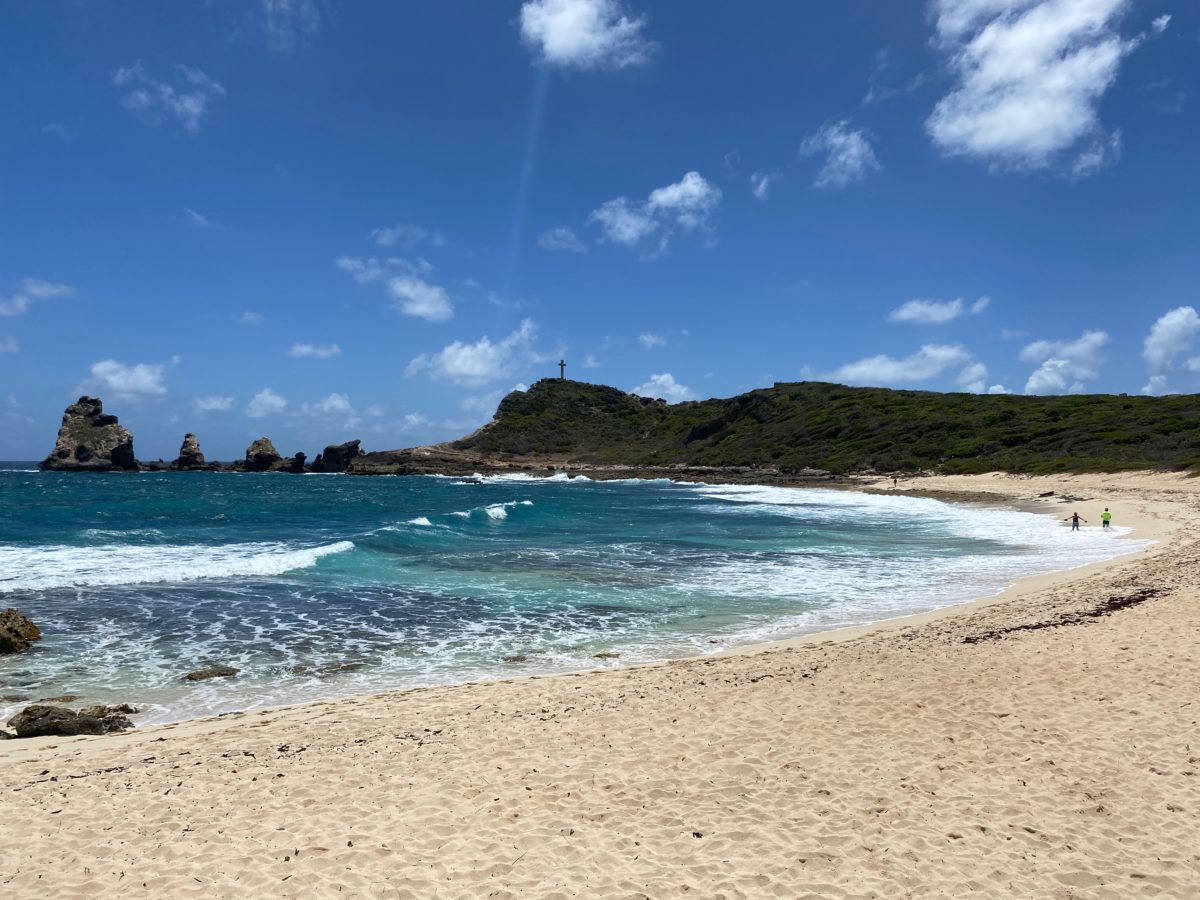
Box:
[184,208,213,228]
[42,123,76,141]
[520,0,656,70]
[114,63,225,134]
[370,223,445,249]
[259,0,322,53]
[750,171,778,201]
[387,277,454,323]
[828,344,973,386]
[537,226,587,253]
[240,311,265,326]
[0,335,19,353]
[288,342,342,359]
[194,395,234,412]
[638,332,666,349]
[889,296,989,325]
[800,121,881,188]
[0,277,74,317]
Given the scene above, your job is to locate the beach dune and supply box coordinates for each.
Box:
[2,472,1198,898]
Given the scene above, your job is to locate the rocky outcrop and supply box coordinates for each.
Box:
[243,438,282,472]
[6,704,133,738]
[278,452,307,474]
[0,608,41,654]
[40,397,138,471]
[184,664,240,681]
[312,440,364,473]
[172,433,212,470]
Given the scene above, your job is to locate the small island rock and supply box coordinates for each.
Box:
[40,397,138,471]
[243,438,282,472]
[172,433,211,470]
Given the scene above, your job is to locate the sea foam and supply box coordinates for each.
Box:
[0,540,354,593]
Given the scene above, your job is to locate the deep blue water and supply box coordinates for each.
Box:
[0,466,1143,723]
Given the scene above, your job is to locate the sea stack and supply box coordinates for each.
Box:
[243,437,283,471]
[172,433,209,470]
[40,396,138,471]
[312,439,364,473]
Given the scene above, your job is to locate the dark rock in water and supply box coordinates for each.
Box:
[77,703,139,717]
[40,396,138,471]
[172,432,211,470]
[0,608,41,653]
[1,694,30,702]
[502,654,528,663]
[244,437,282,472]
[273,451,307,474]
[184,664,240,681]
[312,440,364,473]
[35,694,80,703]
[592,651,621,660]
[6,704,133,737]
[290,661,364,677]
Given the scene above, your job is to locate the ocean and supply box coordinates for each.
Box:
[0,465,1145,724]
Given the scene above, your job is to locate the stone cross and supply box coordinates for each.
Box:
[559,359,566,380]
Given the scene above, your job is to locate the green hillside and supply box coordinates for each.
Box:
[452,379,1200,475]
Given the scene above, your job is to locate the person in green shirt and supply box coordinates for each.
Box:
[1101,508,1112,530]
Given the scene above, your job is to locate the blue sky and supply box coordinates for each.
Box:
[1,1,1197,460]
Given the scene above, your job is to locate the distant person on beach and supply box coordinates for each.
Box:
[1065,512,1087,531]
[1101,508,1112,529]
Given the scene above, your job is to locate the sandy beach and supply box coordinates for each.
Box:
[2,472,1198,899]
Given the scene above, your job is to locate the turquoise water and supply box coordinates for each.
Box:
[0,466,1144,724]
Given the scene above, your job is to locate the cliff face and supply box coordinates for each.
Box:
[40,397,138,471]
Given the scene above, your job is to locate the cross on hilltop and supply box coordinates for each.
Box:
[558,359,566,380]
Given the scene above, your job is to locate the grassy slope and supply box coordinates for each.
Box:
[452,379,1200,475]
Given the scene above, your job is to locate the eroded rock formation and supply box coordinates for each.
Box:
[6,704,133,738]
[0,608,41,654]
[243,438,283,472]
[40,397,138,471]
[312,439,364,473]
[172,433,210,470]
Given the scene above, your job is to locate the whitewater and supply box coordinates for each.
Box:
[0,465,1147,724]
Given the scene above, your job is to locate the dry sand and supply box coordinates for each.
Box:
[2,472,1198,899]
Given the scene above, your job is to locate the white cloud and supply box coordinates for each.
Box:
[369,223,444,249]
[387,277,454,323]
[583,354,601,368]
[889,296,991,324]
[589,197,658,245]
[1142,306,1200,373]
[589,171,721,249]
[520,0,655,70]
[406,319,544,387]
[240,311,265,326]
[246,387,288,417]
[926,0,1137,172]
[987,383,1012,394]
[800,121,881,188]
[113,63,225,134]
[0,335,18,353]
[828,344,973,386]
[957,361,989,393]
[87,359,167,398]
[750,171,777,201]
[631,373,694,403]
[194,395,234,412]
[184,208,212,228]
[638,332,666,349]
[1151,14,1171,33]
[0,277,74,317]
[337,256,387,283]
[301,393,353,416]
[538,226,587,253]
[259,0,321,53]
[1070,129,1122,179]
[1020,328,1108,394]
[1140,374,1169,396]
[288,342,342,359]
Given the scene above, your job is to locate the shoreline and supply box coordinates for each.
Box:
[0,473,1153,730]
[3,471,1198,897]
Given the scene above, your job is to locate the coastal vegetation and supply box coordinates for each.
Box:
[454,379,1200,475]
